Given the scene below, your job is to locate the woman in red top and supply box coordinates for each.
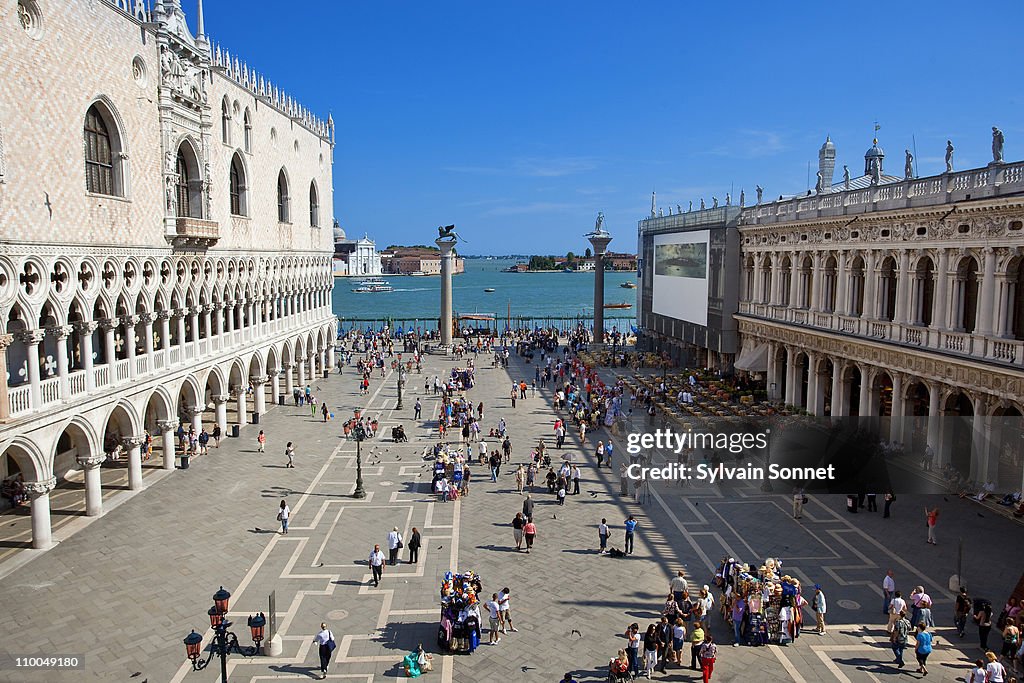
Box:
[523,520,537,553]
[925,507,939,545]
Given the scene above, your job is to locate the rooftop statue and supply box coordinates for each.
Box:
[843,165,850,189]
[712,197,718,208]
[594,211,605,233]
[739,190,745,207]
[945,140,954,172]
[904,150,914,179]
[815,171,824,193]
[755,185,763,204]
[437,224,458,240]
[992,127,1004,163]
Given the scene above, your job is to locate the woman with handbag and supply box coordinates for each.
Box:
[278,500,290,535]
[387,527,403,566]
[313,622,335,679]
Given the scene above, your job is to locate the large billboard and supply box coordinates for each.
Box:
[652,230,709,325]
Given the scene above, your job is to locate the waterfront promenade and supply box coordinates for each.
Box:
[0,342,1019,682]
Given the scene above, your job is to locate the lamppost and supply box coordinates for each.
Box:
[182,586,265,682]
[396,366,405,410]
[352,410,367,498]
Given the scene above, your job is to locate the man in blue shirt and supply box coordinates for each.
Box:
[624,515,638,555]
[605,441,614,469]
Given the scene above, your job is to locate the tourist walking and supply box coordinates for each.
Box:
[598,518,609,554]
[656,616,672,673]
[522,494,534,522]
[689,621,705,670]
[408,527,421,563]
[313,622,335,679]
[596,441,605,467]
[257,429,266,453]
[486,594,502,644]
[285,441,295,467]
[792,488,804,519]
[670,570,688,605]
[890,610,911,668]
[882,569,895,614]
[510,387,517,409]
[914,622,934,675]
[277,500,290,534]
[975,599,994,650]
[523,518,537,552]
[625,623,642,677]
[888,591,907,633]
[813,584,827,634]
[642,624,659,678]
[571,465,580,495]
[954,586,971,637]
[699,634,718,683]
[624,515,637,555]
[212,424,221,448]
[512,512,525,550]
[605,440,614,469]
[386,526,403,566]
[925,506,939,544]
[1000,617,1019,666]
[985,651,1009,682]
[514,465,525,493]
[883,489,895,518]
[368,544,385,587]
[498,587,517,632]
[414,398,421,420]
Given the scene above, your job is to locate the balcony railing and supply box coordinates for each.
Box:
[174,217,220,247]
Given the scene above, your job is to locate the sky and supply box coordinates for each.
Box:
[196,1,1023,255]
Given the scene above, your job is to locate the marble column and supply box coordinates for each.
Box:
[74,322,97,392]
[252,377,267,416]
[788,253,800,308]
[201,305,212,354]
[766,342,778,400]
[283,363,294,398]
[213,395,229,435]
[101,320,117,370]
[436,237,457,346]
[753,256,765,303]
[175,310,187,356]
[806,352,822,415]
[140,313,154,371]
[123,435,145,491]
[588,229,612,342]
[0,334,11,420]
[894,251,911,325]
[212,303,223,352]
[857,365,871,417]
[327,343,336,370]
[835,252,849,316]
[270,370,281,405]
[784,346,796,406]
[158,419,178,470]
[809,252,822,312]
[926,386,942,463]
[234,385,247,427]
[830,361,846,417]
[26,477,57,549]
[889,372,905,444]
[861,250,877,319]
[18,330,44,409]
[77,452,107,516]
[158,311,171,366]
[54,325,72,399]
[123,315,138,379]
[932,249,949,330]
[297,359,306,388]
[977,247,997,336]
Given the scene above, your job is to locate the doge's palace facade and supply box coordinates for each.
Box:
[0,0,337,548]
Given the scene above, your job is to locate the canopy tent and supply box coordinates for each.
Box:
[733,343,768,372]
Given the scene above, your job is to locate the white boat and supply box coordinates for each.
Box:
[352,277,394,293]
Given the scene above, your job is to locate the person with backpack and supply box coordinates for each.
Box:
[256,429,266,453]
[976,600,994,651]
[890,609,911,668]
[699,634,718,682]
[954,586,971,638]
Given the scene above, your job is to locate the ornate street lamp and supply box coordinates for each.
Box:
[352,410,367,498]
[396,366,405,410]
[182,586,263,682]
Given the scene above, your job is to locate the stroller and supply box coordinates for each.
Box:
[392,425,408,442]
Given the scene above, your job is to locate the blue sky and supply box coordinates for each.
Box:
[198,1,1022,255]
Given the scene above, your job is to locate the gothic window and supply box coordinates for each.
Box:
[221,98,231,145]
[243,109,252,153]
[176,150,191,217]
[229,153,247,216]
[309,181,319,227]
[84,105,118,196]
[277,169,290,223]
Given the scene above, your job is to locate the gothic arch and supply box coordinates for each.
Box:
[84,95,130,197]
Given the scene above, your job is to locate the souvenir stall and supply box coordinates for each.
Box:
[718,557,803,646]
[437,571,483,654]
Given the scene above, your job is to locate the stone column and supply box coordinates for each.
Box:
[158,311,171,365]
[296,359,306,389]
[54,325,72,399]
[889,372,905,444]
[861,250,877,319]
[970,396,991,483]
[835,251,849,316]
[0,334,12,420]
[123,315,138,379]
[123,435,145,491]
[101,320,117,369]
[252,377,267,416]
[270,370,281,405]
[327,343,336,370]
[753,256,765,303]
[26,477,57,549]
[809,252,822,312]
[212,395,229,435]
[212,303,223,351]
[158,419,178,470]
[788,253,800,309]
[436,237,457,346]
[926,386,942,463]
[932,249,949,330]
[190,404,204,435]
[588,229,612,343]
[18,330,44,410]
[857,365,871,417]
[769,253,781,305]
[806,352,822,415]
[201,305,212,354]
[74,322,96,392]
[894,251,911,324]
[283,363,294,398]
[77,452,107,516]
[977,247,997,337]
[175,310,187,355]
[830,361,846,417]
[140,313,154,370]
[234,385,248,427]
[784,346,796,405]
[766,341,778,400]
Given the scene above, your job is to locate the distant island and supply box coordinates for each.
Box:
[506,250,638,272]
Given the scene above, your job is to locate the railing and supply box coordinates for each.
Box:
[115,358,131,382]
[870,322,889,339]
[135,355,149,376]
[175,217,220,244]
[153,352,165,371]
[792,310,808,324]
[814,312,833,328]
[69,370,87,396]
[991,340,1020,364]
[40,377,60,404]
[905,328,923,345]
[839,317,857,333]
[942,331,968,353]
[8,385,30,415]
[168,346,181,365]
[94,365,110,388]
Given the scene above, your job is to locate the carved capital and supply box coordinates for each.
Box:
[188,405,207,417]
[121,435,146,450]
[281,362,294,370]
[24,477,57,497]
[15,329,45,345]
[47,325,74,340]
[250,376,268,386]
[77,453,107,470]
[157,419,179,433]
[0,333,13,351]
[155,310,172,321]
[137,312,155,325]
[99,318,119,332]
[121,315,139,327]
[211,394,230,405]
[73,321,99,335]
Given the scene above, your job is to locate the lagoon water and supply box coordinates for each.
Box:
[332,257,638,330]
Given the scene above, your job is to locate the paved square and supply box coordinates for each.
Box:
[0,346,1020,683]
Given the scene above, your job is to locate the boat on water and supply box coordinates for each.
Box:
[352,277,394,293]
[604,302,633,309]
[563,267,574,273]
[408,270,429,276]
[620,282,637,289]
[484,288,496,293]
